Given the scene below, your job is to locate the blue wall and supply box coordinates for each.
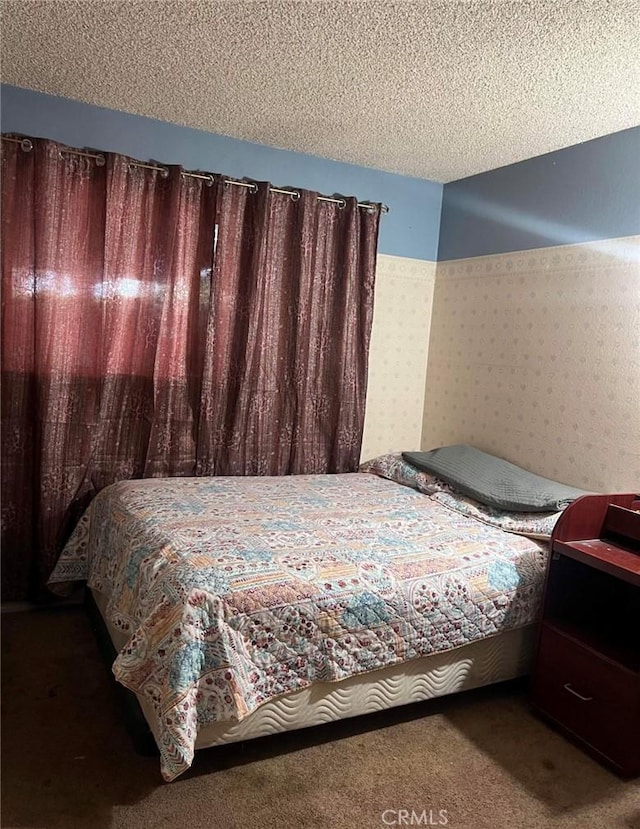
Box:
[0,84,442,261]
[4,85,637,263]
[438,126,640,260]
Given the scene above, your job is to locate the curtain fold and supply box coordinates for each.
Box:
[196,184,379,476]
[2,139,37,597]
[1,137,381,601]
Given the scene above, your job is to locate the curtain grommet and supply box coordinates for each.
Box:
[290,191,300,202]
[337,198,346,210]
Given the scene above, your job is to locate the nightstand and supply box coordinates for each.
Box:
[531,493,640,777]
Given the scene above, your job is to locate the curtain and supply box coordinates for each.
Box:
[1,137,381,601]
[197,183,380,475]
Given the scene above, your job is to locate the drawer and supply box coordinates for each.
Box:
[532,623,640,772]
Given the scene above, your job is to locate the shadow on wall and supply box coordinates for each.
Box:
[437,126,640,262]
[439,190,640,262]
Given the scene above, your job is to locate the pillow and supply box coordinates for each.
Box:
[402,444,588,513]
[430,489,561,540]
[359,453,448,495]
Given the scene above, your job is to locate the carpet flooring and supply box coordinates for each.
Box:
[2,606,638,829]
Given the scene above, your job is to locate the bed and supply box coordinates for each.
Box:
[48,453,564,781]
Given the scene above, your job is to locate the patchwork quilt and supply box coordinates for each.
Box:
[49,472,548,781]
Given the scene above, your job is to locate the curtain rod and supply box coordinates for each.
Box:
[1,135,389,214]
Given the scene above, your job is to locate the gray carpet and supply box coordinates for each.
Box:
[2,606,638,829]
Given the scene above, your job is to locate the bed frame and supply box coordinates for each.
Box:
[87,588,536,760]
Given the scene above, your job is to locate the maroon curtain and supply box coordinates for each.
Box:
[1,137,381,601]
[197,182,380,475]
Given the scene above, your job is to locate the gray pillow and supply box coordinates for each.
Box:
[402,445,588,513]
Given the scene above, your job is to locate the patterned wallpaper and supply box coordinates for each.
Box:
[360,254,436,463]
[422,235,640,493]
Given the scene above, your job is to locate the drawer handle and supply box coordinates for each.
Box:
[563,683,593,702]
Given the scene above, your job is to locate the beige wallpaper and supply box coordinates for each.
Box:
[361,254,436,463]
[422,235,640,493]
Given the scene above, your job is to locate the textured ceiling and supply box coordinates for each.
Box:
[1,0,639,182]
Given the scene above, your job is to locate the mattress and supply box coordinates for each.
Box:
[93,587,536,751]
[50,470,549,780]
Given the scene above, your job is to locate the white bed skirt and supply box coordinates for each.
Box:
[92,588,535,752]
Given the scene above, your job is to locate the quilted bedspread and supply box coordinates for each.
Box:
[48,472,548,781]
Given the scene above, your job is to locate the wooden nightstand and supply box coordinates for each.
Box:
[531,493,640,777]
